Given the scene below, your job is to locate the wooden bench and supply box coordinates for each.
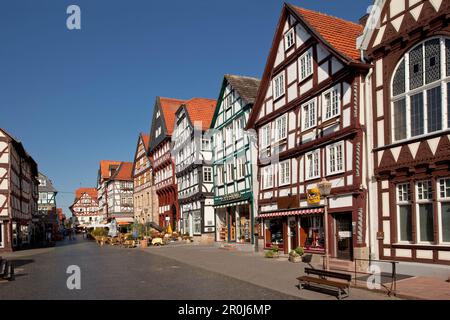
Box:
[297,267,351,300]
[0,257,14,282]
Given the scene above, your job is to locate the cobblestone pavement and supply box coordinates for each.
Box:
[0,237,300,300]
[142,243,401,300]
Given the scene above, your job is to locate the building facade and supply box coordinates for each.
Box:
[0,128,39,252]
[149,97,185,230]
[37,172,58,241]
[360,0,450,265]
[70,188,102,227]
[97,160,134,225]
[133,133,158,224]
[247,4,371,264]
[211,75,260,246]
[172,98,216,242]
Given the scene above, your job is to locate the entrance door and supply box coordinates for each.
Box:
[335,214,353,260]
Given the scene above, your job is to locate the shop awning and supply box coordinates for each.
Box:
[258,208,324,219]
[115,217,134,225]
[214,200,249,209]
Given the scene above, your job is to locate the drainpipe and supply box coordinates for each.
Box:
[362,49,375,265]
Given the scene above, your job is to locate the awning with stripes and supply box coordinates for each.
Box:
[214,200,249,209]
[258,207,324,219]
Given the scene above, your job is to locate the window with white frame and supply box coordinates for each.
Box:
[302,99,316,130]
[235,117,244,140]
[203,167,212,183]
[216,165,224,185]
[216,130,223,150]
[438,178,450,243]
[391,37,450,142]
[225,123,233,146]
[273,72,285,100]
[306,149,320,180]
[300,50,313,80]
[323,86,340,120]
[284,28,295,50]
[193,211,201,235]
[201,138,211,151]
[279,160,290,186]
[226,162,234,183]
[416,180,434,242]
[397,183,413,242]
[155,126,162,137]
[260,124,271,149]
[326,142,344,175]
[236,158,245,180]
[262,165,273,189]
[275,115,287,142]
[156,110,160,118]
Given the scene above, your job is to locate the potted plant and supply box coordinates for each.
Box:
[289,247,304,263]
[265,245,280,259]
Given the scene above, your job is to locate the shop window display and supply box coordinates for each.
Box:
[300,215,325,252]
[267,219,284,248]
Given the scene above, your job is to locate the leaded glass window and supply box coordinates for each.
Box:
[425,39,441,84]
[410,93,424,137]
[409,44,424,90]
[427,86,442,133]
[393,59,405,96]
[393,99,407,141]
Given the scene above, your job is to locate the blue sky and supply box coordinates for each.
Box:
[0,0,371,215]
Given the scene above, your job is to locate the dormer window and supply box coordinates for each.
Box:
[284,28,295,50]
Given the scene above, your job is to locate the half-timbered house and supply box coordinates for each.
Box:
[359,0,450,266]
[133,133,158,224]
[211,75,260,247]
[247,4,371,265]
[0,128,39,252]
[37,172,58,241]
[70,188,102,227]
[172,98,216,242]
[149,97,185,230]
[97,160,134,225]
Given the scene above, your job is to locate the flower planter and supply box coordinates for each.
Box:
[265,252,280,259]
[289,255,302,263]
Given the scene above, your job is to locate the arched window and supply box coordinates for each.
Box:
[391,37,450,142]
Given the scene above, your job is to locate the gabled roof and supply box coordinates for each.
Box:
[38,172,57,193]
[224,74,261,105]
[159,97,186,135]
[99,160,122,180]
[75,188,98,201]
[110,162,133,181]
[289,4,363,62]
[1,127,38,176]
[183,98,217,131]
[141,133,150,151]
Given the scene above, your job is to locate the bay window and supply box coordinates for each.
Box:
[391,37,450,142]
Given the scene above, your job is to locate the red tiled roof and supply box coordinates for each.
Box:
[99,160,122,179]
[111,162,133,181]
[75,188,98,201]
[290,5,363,62]
[140,133,150,151]
[184,98,217,131]
[159,97,186,135]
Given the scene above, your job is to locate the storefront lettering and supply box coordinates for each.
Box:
[220,192,242,202]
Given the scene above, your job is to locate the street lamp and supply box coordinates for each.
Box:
[317,178,332,271]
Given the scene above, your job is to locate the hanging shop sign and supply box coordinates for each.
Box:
[307,187,321,205]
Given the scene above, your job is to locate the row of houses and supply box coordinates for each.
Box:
[71,1,449,272]
[0,128,65,252]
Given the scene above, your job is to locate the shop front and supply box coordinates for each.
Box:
[214,198,253,245]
